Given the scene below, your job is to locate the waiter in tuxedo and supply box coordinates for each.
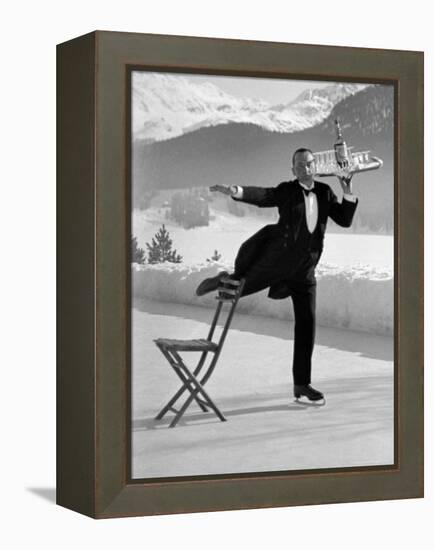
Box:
[196,148,358,402]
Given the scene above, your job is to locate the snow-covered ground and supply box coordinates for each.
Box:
[133,207,393,335]
[131,298,394,479]
[133,262,393,336]
[133,208,394,270]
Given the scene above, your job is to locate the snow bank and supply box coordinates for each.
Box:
[132,262,393,336]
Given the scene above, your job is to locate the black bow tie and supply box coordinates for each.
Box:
[301,186,315,197]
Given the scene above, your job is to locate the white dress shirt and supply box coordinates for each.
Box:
[299,182,318,233]
[231,183,357,234]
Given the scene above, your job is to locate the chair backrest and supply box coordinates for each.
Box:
[186,277,244,388]
[206,277,245,354]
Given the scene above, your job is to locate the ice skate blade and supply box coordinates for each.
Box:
[294,397,326,407]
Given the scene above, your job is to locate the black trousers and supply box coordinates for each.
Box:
[231,225,317,386]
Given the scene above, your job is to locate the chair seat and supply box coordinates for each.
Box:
[154,338,218,352]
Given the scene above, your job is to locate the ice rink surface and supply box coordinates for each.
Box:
[131,298,394,479]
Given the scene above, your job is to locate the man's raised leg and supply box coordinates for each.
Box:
[195,225,274,296]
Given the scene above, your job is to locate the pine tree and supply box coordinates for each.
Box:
[146,224,182,264]
[131,236,146,264]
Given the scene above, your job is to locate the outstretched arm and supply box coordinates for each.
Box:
[210,183,283,208]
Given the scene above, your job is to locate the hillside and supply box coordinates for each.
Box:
[133,85,394,233]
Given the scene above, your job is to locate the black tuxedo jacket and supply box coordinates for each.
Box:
[233,179,358,297]
[235,179,358,249]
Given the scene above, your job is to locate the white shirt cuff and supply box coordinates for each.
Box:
[231,185,244,199]
[343,194,357,203]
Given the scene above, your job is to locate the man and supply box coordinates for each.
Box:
[196,148,358,402]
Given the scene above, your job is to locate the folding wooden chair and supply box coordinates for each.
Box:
[154,277,245,428]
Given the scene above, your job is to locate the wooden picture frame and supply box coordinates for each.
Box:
[57,30,423,518]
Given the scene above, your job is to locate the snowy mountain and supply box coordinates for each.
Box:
[132,71,369,142]
[133,84,394,233]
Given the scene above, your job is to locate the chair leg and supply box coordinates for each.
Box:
[155,368,208,420]
[169,360,226,428]
[170,388,226,428]
[155,348,209,420]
